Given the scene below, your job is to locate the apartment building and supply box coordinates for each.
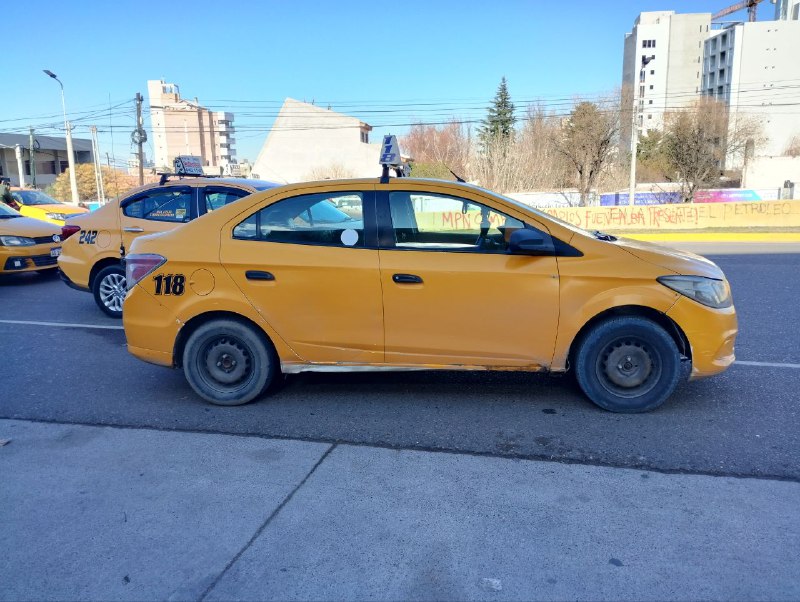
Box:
[147,80,236,172]
[621,11,711,149]
[702,18,800,161]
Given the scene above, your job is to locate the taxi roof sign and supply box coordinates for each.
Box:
[379,135,402,167]
[174,155,204,176]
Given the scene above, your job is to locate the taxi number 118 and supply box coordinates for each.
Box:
[153,274,186,296]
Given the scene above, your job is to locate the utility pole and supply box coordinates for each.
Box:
[43,70,80,204]
[89,126,106,202]
[132,92,147,185]
[14,145,26,188]
[29,128,37,188]
[628,55,654,206]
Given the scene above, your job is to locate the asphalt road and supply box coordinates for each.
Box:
[1,243,799,481]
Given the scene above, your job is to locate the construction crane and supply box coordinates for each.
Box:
[712,0,768,22]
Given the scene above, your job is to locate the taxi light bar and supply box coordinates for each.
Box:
[126,253,166,290]
[61,225,81,240]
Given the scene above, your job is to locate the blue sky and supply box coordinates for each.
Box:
[1,0,764,165]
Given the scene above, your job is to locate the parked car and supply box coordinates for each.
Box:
[8,189,88,225]
[58,176,280,317]
[0,202,62,274]
[122,175,737,413]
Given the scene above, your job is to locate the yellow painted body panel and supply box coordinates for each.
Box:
[0,216,63,273]
[122,178,737,383]
[58,179,262,292]
[16,203,88,225]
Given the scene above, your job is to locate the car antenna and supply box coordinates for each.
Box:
[448,168,466,183]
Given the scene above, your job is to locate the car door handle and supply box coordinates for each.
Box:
[246,270,275,281]
[392,273,423,284]
[123,227,144,233]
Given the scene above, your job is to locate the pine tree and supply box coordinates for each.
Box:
[479,77,516,148]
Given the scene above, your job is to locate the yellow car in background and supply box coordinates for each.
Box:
[10,189,88,225]
[58,176,279,318]
[122,175,738,413]
[0,202,62,274]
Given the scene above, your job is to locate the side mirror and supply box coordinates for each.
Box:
[508,229,555,256]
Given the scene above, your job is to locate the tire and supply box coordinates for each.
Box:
[182,319,277,406]
[93,264,126,318]
[574,316,682,413]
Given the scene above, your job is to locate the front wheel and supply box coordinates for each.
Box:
[93,264,126,318]
[182,319,277,406]
[574,316,683,413]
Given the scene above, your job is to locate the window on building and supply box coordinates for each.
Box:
[360,131,369,144]
[647,114,653,120]
[639,85,645,96]
[640,70,645,83]
[649,85,654,90]
[650,69,655,75]
[648,100,653,105]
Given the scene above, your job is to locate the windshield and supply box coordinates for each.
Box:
[11,190,64,206]
[0,203,21,218]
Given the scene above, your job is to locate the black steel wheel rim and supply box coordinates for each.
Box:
[595,336,661,399]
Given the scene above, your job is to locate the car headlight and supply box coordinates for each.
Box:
[657,275,732,309]
[46,212,67,221]
[0,235,36,246]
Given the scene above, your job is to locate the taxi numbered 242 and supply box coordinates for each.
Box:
[0,202,62,274]
[121,137,738,413]
[57,159,279,318]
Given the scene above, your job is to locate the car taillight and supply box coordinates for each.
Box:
[125,254,166,290]
[61,225,81,240]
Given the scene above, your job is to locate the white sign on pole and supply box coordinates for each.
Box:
[174,155,204,176]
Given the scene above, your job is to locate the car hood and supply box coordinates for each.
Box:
[27,204,89,215]
[612,236,725,279]
[0,217,62,237]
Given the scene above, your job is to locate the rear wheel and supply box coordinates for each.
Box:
[93,264,126,318]
[574,316,682,413]
[182,319,277,406]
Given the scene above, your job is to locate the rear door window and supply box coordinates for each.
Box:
[123,188,193,222]
[203,188,250,213]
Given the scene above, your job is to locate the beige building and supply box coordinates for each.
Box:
[621,11,711,149]
[147,80,236,172]
[251,99,384,183]
[702,18,800,163]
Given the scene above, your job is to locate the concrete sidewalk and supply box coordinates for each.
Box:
[2,419,798,601]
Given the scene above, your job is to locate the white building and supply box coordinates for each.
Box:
[251,98,384,183]
[147,80,236,173]
[621,11,711,149]
[702,18,800,162]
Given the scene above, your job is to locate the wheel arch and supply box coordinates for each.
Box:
[566,305,691,372]
[173,310,275,369]
[89,257,124,290]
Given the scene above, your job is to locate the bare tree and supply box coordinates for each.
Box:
[305,162,355,181]
[402,120,471,178]
[663,98,764,202]
[785,133,800,158]
[549,99,619,206]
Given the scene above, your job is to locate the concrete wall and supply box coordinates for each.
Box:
[251,99,384,184]
[743,156,800,190]
[541,199,800,230]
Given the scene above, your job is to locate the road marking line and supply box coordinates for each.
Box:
[0,319,124,331]
[736,360,800,369]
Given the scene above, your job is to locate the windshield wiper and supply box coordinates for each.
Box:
[592,230,617,242]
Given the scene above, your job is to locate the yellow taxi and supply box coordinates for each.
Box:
[9,189,88,225]
[121,139,737,413]
[58,173,279,317]
[0,202,63,274]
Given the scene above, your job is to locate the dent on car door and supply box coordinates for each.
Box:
[120,187,194,252]
[220,188,384,364]
[377,190,560,368]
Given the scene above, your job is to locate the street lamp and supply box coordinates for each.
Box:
[43,69,80,204]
